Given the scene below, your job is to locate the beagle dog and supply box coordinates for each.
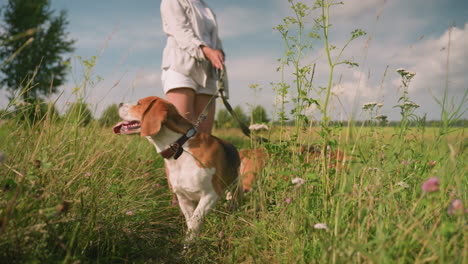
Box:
[113,96,241,243]
[239,148,267,192]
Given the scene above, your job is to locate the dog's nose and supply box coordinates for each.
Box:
[118,102,123,108]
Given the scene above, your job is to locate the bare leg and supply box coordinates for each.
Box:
[194,94,216,134]
[166,88,196,122]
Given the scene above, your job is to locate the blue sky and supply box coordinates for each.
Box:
[1,0,467,121]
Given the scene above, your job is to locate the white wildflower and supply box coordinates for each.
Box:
[249,124,269,131]
[314,223,329,231]
[291,177,306,186]
[362,102,378,110]
[403,101,420,108]
[396,181,409,188]
[225,191,233,201]
[396,68,416,80]
[366,167,380,173]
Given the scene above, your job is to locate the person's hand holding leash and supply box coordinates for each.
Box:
[201,46,224,70]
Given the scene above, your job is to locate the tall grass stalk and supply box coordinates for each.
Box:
[435,25,468,140]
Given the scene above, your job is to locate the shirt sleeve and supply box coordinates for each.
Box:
[161,0,207,61]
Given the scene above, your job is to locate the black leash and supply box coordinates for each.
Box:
[216,69,268,143]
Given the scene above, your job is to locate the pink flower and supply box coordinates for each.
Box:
[448,199,465,215]
[284,197,292,204]
[421,177,440,192]
[401,160,408,165]
[125,211,134,216]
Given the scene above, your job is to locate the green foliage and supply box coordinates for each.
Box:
[251,105,269,124]
[99,104,120,127]
[0,121,181,263]
[0,122,465,263]
[394,69,420,139]
[273,0,366,141]
[64,101,93,127]
[0,0,75,101]
[234,105,249,126]
[1,99,59,125]
[215,109,231,128]
[215,105,249,129]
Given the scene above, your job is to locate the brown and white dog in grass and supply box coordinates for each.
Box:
[113,96,241,244]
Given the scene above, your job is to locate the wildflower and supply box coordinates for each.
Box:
[448,199,465,215]
[375,115,388,120]
[284,197,292,204]
[218,231,224,239]
[396,181,409,188]
[225,191,233,201]
[427,160,437,168]
[396,68,416,80]
[85,172,92,178]
[421,177,440,192]
[362,102,377,110]
[366,167,380,173]
[403,101,420,109]
[249,123,269,131]
[125,211,134,216]
[401,160,408,165]
[314,223,329,231]
[291,177,305,186]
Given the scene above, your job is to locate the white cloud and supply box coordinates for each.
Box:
[217,6,279,39]
[71,17,164,51]
[331,0,385,19]
[389,23,468,110]
[227,55,278,82]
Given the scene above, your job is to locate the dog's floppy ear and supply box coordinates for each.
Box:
[140,98,167,137]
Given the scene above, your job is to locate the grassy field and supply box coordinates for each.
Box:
[0,115,466,263]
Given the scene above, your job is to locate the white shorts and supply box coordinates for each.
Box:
[161,69,218,96]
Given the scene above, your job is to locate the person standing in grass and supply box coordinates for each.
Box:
[160,0,228,134]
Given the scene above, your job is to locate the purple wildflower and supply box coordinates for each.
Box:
[421,177,440,192]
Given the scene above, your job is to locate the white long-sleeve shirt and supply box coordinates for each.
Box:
[160,0,226,90]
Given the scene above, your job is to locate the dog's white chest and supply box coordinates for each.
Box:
[166,153,216,200]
